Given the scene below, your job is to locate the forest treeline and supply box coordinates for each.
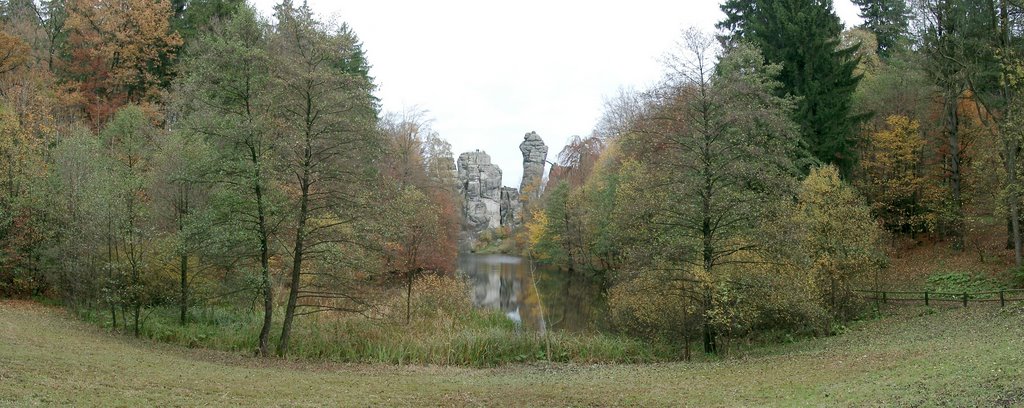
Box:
[0,0,461,357]
[2,0,1024,362]
[526,0,1024,357]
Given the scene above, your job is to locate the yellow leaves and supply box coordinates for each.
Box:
[406,275,472,321]
[794,165,887,319]
[0,106,17,173]
[0,103,45,185]
[607,268,690,338]
[997,47,1024,90]
[867,115,922,168]
[842,28,881,77]
[1007,63,1024,89]
[858,115,938,233]
[525,208,548,260]
[0,103,17,138]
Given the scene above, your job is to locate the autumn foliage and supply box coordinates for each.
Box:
[3,0,1024,363]
[858,115,939,234]
[64,0,183,127]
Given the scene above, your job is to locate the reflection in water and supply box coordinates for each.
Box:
[458,254,546,332]
[458,253,604,333]
[536,267,605,333]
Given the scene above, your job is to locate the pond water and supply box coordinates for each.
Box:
[457,253,604,333]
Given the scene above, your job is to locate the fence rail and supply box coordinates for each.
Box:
[855,289,1024,307]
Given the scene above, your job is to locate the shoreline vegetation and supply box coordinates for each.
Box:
[56,233,1024,369]
[3,300,1022,406]
[77,304,678,367]
[75,274,679,367]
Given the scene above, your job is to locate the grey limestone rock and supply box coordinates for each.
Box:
[500,187,522,227]
[457,150,503,233]
[457,132,549,245]
[519,131,548,201]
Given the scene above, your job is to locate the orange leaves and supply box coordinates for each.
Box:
[388,187,458,275]
[0,30,29,76]
[65,0,183,127]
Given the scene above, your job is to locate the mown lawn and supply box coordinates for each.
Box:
[1,301,1022,407]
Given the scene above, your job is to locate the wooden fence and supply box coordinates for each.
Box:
[855,289,1024,307]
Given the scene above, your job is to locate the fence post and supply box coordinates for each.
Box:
[962,292,968,307]
[924,291,929,306]
[1000,290,1005,308]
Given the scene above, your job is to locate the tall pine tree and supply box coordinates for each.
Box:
[171,0,247,43]
[718,0,862,175]
[851,0,911,58]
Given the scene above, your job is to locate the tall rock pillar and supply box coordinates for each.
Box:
[519,131,548,202]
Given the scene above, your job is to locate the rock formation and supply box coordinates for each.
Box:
[500,187,522,227]
[519,131,548,202]
[456,133,549,247]
[457,150,503,233]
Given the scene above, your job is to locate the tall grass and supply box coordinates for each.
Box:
[78,276,678,366]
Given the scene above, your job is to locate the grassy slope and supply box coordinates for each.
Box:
[1,301,1023,407]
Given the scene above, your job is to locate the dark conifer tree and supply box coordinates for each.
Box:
[719,0,862,175]
[173,0,247,43]
[851,0,911,57]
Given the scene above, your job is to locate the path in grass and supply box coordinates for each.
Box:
[1,301,1022,406]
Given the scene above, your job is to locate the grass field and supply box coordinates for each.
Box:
[1,301,1023,406]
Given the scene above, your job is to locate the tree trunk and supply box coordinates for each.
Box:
[128,196,141,338]
[107,226,116,329]
[701,164,717,354]
[700,291,716,354]
[1008,140,1022,268]
[179,253,188,325]
[252,155,273,358]
[945,92,964,251]
[701,213,716,355]
[1011,203,1022,268]
[682,314,691,362]
[999,0,1022,268]
[133,304,140,337]
[178,188,190,326]
[1007,217,1014,250]
[406,270,413,324]
[278,175,309,356]
[257,221,272,357]
[680,283,693,362]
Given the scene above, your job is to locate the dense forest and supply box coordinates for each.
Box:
[523,0,1024,357]
[1,0,1023,365]
[0,0,461,358]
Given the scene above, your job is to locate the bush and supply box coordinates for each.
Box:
[607,270,694,342]
[792,165,887,323]
[1012,267,1024,288]
[926,272,1005,299]
[403,274,472,321]
[472,228,517,254]
[0,267,44,297]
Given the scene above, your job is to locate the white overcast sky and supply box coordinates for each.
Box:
[252,1,863,187]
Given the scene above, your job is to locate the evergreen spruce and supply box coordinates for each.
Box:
[719,0,862,175]
[851,0,911,58]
